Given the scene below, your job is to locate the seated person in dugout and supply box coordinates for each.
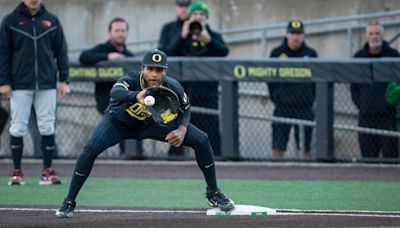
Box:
[55,49,234,218]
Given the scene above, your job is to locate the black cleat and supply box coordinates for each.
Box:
[55,198,76,218]
[206,188,235,212]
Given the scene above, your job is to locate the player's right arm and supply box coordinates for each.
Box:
[110,76,139,103]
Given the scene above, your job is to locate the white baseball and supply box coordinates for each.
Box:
[144,95,155,106]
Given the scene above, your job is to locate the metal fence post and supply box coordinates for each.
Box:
[220,80,239,160]
[315,82,334,161]
[347,27,353,57]
[298,124,305,158]
[261,29,268,58]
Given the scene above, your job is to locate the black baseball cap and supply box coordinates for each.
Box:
[142,49,168,69]
[287,20,304,33]
[176,0,191,6]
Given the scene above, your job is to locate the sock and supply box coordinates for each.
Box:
[200,163,218,192]
[10,136,23,170]
[194,139,218,192]
[66,152,95,202]
[42,135,55,169]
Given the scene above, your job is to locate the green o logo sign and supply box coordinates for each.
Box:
[152,54,162,62]
[292,21,301,28]
[233,65,246,79]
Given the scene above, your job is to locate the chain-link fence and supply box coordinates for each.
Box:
[0,80,399,162]
[237,82,399,162]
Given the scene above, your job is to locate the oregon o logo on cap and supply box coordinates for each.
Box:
[152,54,162,62]
[291,21,301,28]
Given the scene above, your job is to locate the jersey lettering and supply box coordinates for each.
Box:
[125,103,150,121]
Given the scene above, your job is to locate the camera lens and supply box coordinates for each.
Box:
[189,21,202,35]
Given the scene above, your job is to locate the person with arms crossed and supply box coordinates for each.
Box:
[55,49,234,218]
[163,1,229,157]
[0,0,70,185]
[268,20,317,159]
[79,17,135,156]
[351,21,399,159]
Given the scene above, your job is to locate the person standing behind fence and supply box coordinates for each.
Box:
[158,0,192,157]
[158,0,191,53]
[351,22,399,159]
[79,17,134,115]
[268,20,317,159]
[0,0,69,185]
[163,1,229,157]
[79,17,134,156]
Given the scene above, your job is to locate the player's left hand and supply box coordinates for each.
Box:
[165,125,187,147]
[58,82,70,99]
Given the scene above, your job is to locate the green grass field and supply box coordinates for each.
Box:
[1,177,399,211]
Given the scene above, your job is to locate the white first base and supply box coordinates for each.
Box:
[206,205,277,216]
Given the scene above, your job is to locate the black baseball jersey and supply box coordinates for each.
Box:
[106,71,190,127]
[268,38,318,108]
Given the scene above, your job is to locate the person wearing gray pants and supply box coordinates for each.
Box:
[0,0,70,185]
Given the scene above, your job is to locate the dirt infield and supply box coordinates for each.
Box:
[1,207,400,228]
[1,160,400,227]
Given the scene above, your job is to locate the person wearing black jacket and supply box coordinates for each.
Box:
[79,17,135,157]
[158,0,191,157]
[163,2,229,157]
[80,17,134,114]
[0,0,69,185]
[158,0,191,53]
[268,20,318,159]
[351,22,399,159]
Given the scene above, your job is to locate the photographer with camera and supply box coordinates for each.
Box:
[165,1,228,57]
[163,1,229,157]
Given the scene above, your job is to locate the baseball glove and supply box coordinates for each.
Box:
[144,86,180,124]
